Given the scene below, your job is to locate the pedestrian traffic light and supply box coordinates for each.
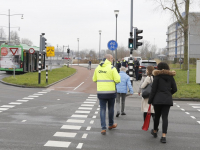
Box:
[41,37,47,51]
[67,48,70,53]
[128,38,134,48]
[134,28,143,49]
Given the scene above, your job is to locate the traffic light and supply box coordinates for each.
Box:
[128,38,134,48]
[67,48,70,53]
[41,37,47,51]
[134,28,143,49]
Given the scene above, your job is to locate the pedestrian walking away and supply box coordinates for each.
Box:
[116,66,133,117]
[121,58,128,68]
[133,58,140,81]
[138,66,155,128]
[88,60,92,70]
[93,54,121,135]
[148,62,177,143]
[116,59,121,73]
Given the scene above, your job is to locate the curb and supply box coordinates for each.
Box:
[0,70,77,88]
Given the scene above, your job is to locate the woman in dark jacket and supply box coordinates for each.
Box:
[148,62,177,143]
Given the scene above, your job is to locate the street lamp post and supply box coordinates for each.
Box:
[114,10,119,67]
[99,30,101,63]
[77,38,79,65]
[0,9,23,43]
[187,25,190,84]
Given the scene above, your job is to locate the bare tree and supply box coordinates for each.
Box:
[21,38,33,46]
[10,31,20,45]
[0,28,6,39]
[138,40,151,59]
[153,0,192,69]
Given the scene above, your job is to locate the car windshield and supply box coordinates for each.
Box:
[140,62,157,67]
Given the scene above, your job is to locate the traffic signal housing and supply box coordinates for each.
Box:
[128,38,134,48]
[41,37,47,51]
[134,28,143,49]
[67,48,70,53]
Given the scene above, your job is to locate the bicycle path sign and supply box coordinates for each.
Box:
[107,40,118,51]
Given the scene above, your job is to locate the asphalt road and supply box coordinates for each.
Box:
[0,66,200,150]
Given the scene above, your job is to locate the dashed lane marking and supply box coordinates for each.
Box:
[43,107,47,109]
[0,108,8,111]
[82,134,88,138]
[76,143,83,149]
[33,94,43,95]
[88,97,97,99]
[181,109,185,111]
[17,100,28,102]
[197,121,200,124]
[185,112,190,114]
[9,102,22,105]
[90,120,94,124]
[22,120,26,122]
[86,126,91,130]
[44,141,71,148]
[95,111,98,114]
[97,108,100,110]
[81,104,94,107]
[78,107,92,110]
[61,125,81,130]
[191,116,196,119]
[192,106,200,108]
[67,119,85,123]
[54,132,77,138]
[1,105,15,108]
[75,111,90,114]
[28,95,38,97]
[92,116,96,118]
[176,105,180,107]
[57,99,60,101]
[71,115,88,118]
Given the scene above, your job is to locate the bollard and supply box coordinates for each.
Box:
[46,65,48,84]
[38,53,41,84]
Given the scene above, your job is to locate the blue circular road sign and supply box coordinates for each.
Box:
[107,40,118,51]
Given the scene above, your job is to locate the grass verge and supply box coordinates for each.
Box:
[173,68,200,98]
[2,66,76,87]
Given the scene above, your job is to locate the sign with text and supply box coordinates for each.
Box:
[46,46,55,57]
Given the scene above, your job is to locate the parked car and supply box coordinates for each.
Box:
[138,60,157,80]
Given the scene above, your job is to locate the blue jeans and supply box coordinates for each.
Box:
[99,98,115,130]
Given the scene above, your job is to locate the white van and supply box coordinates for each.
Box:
[124,57,142,62]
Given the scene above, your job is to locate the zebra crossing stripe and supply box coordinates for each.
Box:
[71,115,88,118]
[61,125,81,130]
[44,141,71,148]
[66,119,85,123]
[53,132,77,138]
[76,143,83,149]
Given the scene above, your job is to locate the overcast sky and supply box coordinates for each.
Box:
[0,0,199,53]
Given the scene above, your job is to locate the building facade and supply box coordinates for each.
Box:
[166,12,200,61]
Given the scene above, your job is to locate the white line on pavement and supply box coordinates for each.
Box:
[197,121,200,124]
[74,82,84,90]
[9,102,21,105]
[54,132,77,138]
[86,99,97,101]
[78,107,92,110]
[81,104,94,107]
[0,108,9,111]
[97,108,100,110]
[38,92,47,94]
[84,101,96,104]
[1,105,15,108]
[71,115,88,118]
[176,105,180,107]
[191,116,196,119]
[90,120,94,124]
[198,109,200,112]
[22,120,26,122]
[86,126,91,130]
[75,111,90,114]
[57,99,60,101]
[23,97,34,100]
[82,134,88,138]
[181,109,185,111]
[89,95,97,96]
[185,112,190,114]
[76,143,83,149]
[28,95,38,97]
[67,119,85,123]
[33,94,43,95]
[92,116,96,118]
[192,106,200,108]
[95,111,98,114]
[44,141,71,148]
[61,125,81,130]
[43,107,47,109]
[87,97,97,99]
[17,100,28,102]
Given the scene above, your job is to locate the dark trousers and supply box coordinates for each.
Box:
[154,105,171,134]
[143,112,155,122]
[116,93,126,113]
[135,68,139,80]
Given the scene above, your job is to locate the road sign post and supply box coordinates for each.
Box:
[9,47,18,78]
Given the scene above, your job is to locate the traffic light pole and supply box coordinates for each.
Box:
[128,0,134,85]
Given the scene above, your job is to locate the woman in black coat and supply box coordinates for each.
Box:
[148,62,177,143]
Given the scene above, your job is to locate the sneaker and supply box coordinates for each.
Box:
[116,112,120,117]
[160,137,166,143]
[108,123,117,130]
[121,112,126,115]
[101,130,106,135]
[151,129,157,138]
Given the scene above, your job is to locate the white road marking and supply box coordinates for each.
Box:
[185,112,190,114]
[67,119,85,123]
[0,111,2,113]
[82,134,88,138]
[76,143,83,149]
[71,115,88,118]
[75,111,90,114]
[92,116,96,118]
[28,95,38,97]
[23,97,34,100]
[192,106,200,108]
[98,105,100,107]
[191,116,196,119]
[88,97,97,99]
[176,105,180,107]
[43,107,47,109]
[33,94,43,95]
[197,121,200,124]
[61,125,81,130]
[95,111,98,114]
[86,99,97,101]
[74,82,84,90]
[17,100,28,102]
[9,102,21,105]
[97,108,100,110]
[22,120,26,122]
[57,99,60,101]
[38,92,47,94]
[90,120,94,124]
[81,104,94,107]
[181,109,185,111]
[54,132,77,138]
[86,126,91,130]
[78,107,92,110]
[84,101,96,104]
[0,108,9,111]
[89,95,97,96]
[1,105,15,108]
[44,141,71,148]
[198,109,200,112]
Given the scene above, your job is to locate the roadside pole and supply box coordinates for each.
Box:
[46,65,48,84]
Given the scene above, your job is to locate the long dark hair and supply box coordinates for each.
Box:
[157,62,170,70]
